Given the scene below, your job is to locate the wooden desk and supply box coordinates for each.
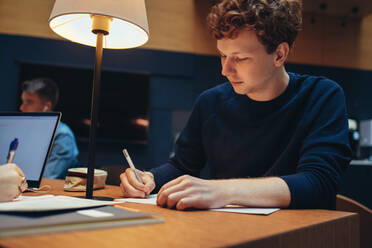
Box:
[0,179,359,248]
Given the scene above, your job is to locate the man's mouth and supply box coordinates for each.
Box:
[230,81,243,85]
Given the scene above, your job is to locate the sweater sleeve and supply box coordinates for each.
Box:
[281,83,351,209]
[43,131,79,179]
[150,95,207,192]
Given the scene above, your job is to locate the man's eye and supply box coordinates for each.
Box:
[235,57,248,62]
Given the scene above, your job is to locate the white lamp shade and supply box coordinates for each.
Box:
[49,0,149,49]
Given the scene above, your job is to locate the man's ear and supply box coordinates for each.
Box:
[274,42,289,67]
[43,101,52,112]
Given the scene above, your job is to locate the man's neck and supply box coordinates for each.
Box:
[247,67,289,102]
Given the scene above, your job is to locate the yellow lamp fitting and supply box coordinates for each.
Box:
[91,15,113,35]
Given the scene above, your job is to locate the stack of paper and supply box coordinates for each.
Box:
[0,195,163,237]
[0,195,119,212]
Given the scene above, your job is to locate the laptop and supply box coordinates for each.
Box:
[0,112,61,189]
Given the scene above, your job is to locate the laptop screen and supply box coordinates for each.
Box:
[0,112,60,188]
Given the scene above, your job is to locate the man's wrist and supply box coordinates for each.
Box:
[215,179,239,206]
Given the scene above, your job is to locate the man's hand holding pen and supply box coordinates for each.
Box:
[120,149,155,198]
[120,168,155,198]
[0,163,28,202]
[0,138,27,202]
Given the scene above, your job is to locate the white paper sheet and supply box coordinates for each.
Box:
[13,195,55,201]
[77,209,114,218]
[116,194,279,215]
[0,195,120,212]
[209,207,280,215]
[115,194,157,205]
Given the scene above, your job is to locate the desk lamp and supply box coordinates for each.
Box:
[48,0,149,199]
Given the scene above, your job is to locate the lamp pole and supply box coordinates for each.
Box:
[86,14,112,199]
[86,31,104,199]
[48,1,150,199]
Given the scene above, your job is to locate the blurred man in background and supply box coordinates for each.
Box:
[20,78,79,179]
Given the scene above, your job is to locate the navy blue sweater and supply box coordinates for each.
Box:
[150,72,352,209]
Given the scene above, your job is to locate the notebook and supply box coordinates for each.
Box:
[0,112,61,189]
[0,205,163,238]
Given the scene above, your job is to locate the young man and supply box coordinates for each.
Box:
[120,0,351,210]
[20,78,79,179]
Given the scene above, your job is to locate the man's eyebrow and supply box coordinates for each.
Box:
[216,49,252,56]
[216,49,225,56]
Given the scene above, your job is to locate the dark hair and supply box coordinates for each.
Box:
[207,0,302,54]
[21,78,59,109]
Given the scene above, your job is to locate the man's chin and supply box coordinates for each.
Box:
[231,86,246,95]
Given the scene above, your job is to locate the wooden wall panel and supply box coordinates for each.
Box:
[356,14,372,70]
[323,16,359,69]
[285,13,367,70]
[0,0,58,39]
[192,0,218,55]
[0,0,372,70]
[288,14,325,65]
[142,0,195,52]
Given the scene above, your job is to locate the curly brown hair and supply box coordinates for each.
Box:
[207,0,302,54]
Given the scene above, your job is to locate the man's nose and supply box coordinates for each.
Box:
[221,57,235,77]
[19,104,25,112]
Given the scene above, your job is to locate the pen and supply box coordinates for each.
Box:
[122,149,143,184]
[6,138,19,163]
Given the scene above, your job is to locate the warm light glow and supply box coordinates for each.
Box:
[48,0,149,49]
[131,118,149,128]
[49,14,148,49]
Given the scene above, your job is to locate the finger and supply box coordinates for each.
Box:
[176,196,200,210]
[157,179,191,207]
[120,173,138,197]
[121,174,146,198]
[126,168,147,191]
[141,175,155,194]
[165,189,193,209]
[5,165,24,194]
[158,175,188,196]
[7,182,22,201]
[20,177,28,192]
[119,173,128,194]
[120,182,126,195]
[119,172,127,186]
[143,180,155,195]
[123,175,146,198]
[136,169,146,179]
[134,171,152,197]
[7,163,25,177]
[14,185,22,199]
